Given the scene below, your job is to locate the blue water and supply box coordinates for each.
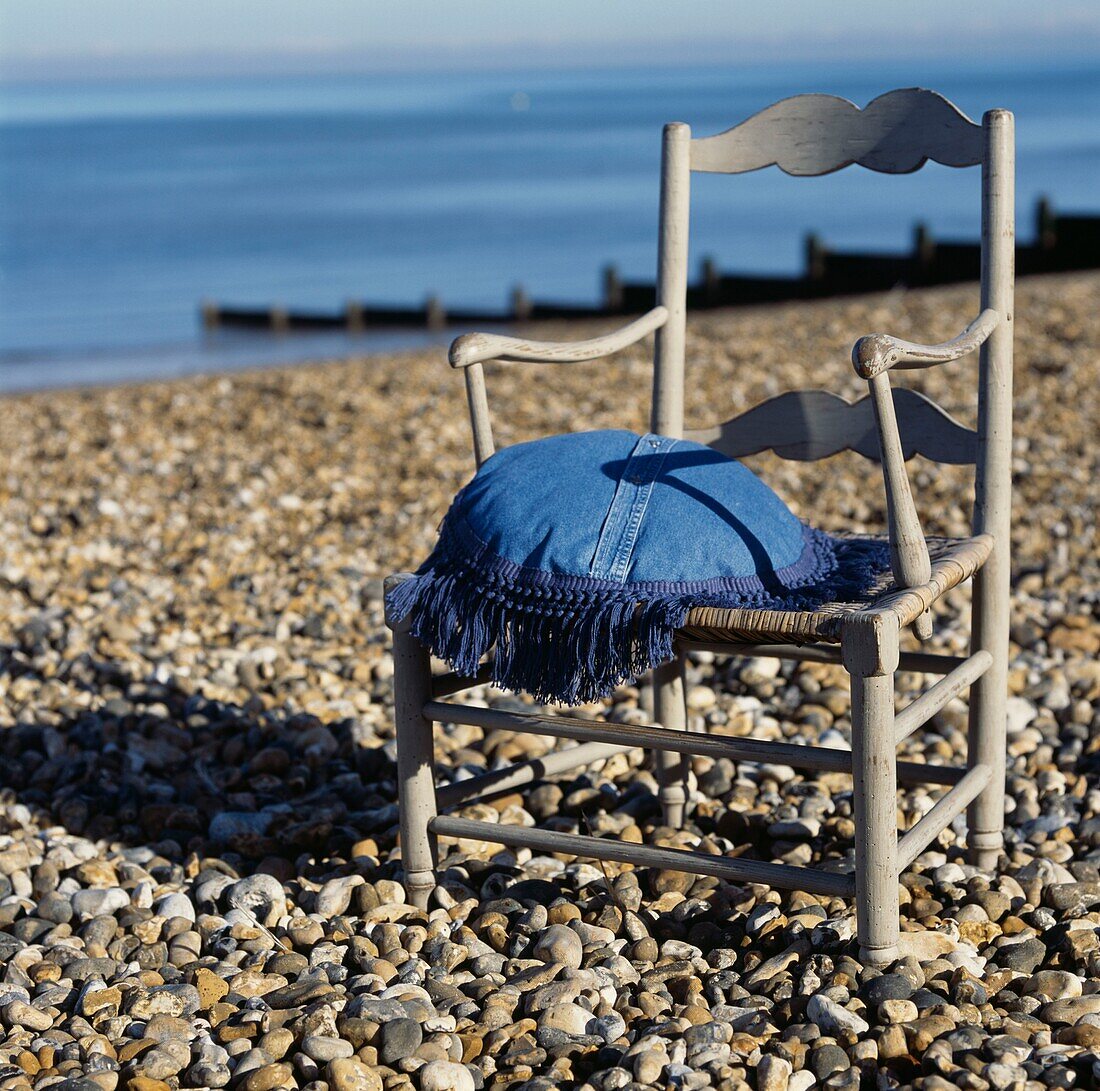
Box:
[1,58,1098,390]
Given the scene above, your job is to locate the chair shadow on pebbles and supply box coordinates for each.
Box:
[0,641,870,935]
[0,653,403,896]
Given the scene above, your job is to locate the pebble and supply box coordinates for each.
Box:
[224,874,287,926]
[71,887,130,919]
[315,875,366,916]
[209,812,273,841]
[1023,969,1082,999]
[757,1054,792,1091]
[539,1002,596,1036]
[2,1000,54,1031]
[153,891,196,922]
[419,1061,476,1091]
[894,931,959,962]
[997,936,1047,972]
[301,1034,354,1062]
[379,1017,422,1064]
[328,1058,384,1091]
[633,1049,667,1084]
[810,1043,851,1080]
[864,973,914,1005]
[806,994,870,1037]
[879,999,919,1024]
[531,924,583,969]
[244,1062,293,1091]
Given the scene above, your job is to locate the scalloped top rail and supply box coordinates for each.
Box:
[690,89,984,176]
[684,388,978,465]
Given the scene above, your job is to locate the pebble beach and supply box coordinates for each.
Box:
[0,271,1098,1091]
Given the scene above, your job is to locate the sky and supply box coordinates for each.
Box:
[3,0,1100,81]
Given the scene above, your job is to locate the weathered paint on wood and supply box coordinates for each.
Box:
[685,388,978,465]
[389,89,1016,963]
[897,763,992,870]
[430,814,856,896]
[675,639,976,676]
[436,740,634,809]
[853,308,1000,378]
[653,123,691,437]
[388,611,439,912]
[653,656,688,827]
[844,614,900,966]
[690,88,982,176]
[464,362,496,467]
[894,650,993,742]
[422,699,968,787]
[430,663,496,698]
[449,306,667,368]
[868,372,934,638]
[967,109,1015,870]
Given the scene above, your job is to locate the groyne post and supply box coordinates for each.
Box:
[1036,196,1056,251]
[511,286,532,322]
[805,233,826,292]
[700,256,720,305]
[425,296,447,330]
[345,300,366,332]
[913,222,936,281]
[602,265,623,311]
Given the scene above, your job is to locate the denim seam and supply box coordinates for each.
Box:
[589,433,677,581]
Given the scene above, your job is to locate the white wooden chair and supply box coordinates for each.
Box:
[385,89,1014,966]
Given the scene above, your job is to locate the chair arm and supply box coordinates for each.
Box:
[449,306,668,368]
[852,308,1000,379]
[866,372,934,639]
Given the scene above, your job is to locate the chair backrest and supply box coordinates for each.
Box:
[447,88,1014,627]
[653,88,1015,558]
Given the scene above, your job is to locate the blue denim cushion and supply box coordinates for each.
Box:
[460,429,809,582]
[387,429,889,704]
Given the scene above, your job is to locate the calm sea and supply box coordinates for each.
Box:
[1,57,1098,390]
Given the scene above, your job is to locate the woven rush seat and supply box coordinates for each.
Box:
[680,533,994,645]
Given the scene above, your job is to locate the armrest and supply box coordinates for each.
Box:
[861,371,933,640]
[852,308,1000,379]
[449,306,668,368]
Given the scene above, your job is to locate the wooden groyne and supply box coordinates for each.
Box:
[201,197,1099,335]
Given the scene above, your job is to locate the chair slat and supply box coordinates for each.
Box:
[894,650,993,742]
[435,740,633,809]
[423,700,969,786]
[685,388,977,464]
[896,764,992,870]
[430,814,857,896]
[690,88,982,177]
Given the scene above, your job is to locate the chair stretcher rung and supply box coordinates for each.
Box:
[894,650,993,743]
[896,763,992,870]
[423,700,967,787]
[429,814,855,897]
[677,640,972,675]
[431,663,495,698]
[436,741,634,809]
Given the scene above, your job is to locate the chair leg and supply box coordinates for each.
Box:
[392,622,438,910]
[845,618,900,968]
[653,656,688,827]
[967,566,1008,870]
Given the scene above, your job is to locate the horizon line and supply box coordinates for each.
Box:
[4,27,1100,85]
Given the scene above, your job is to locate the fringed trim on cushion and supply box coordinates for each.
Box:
[386,515,890,706]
